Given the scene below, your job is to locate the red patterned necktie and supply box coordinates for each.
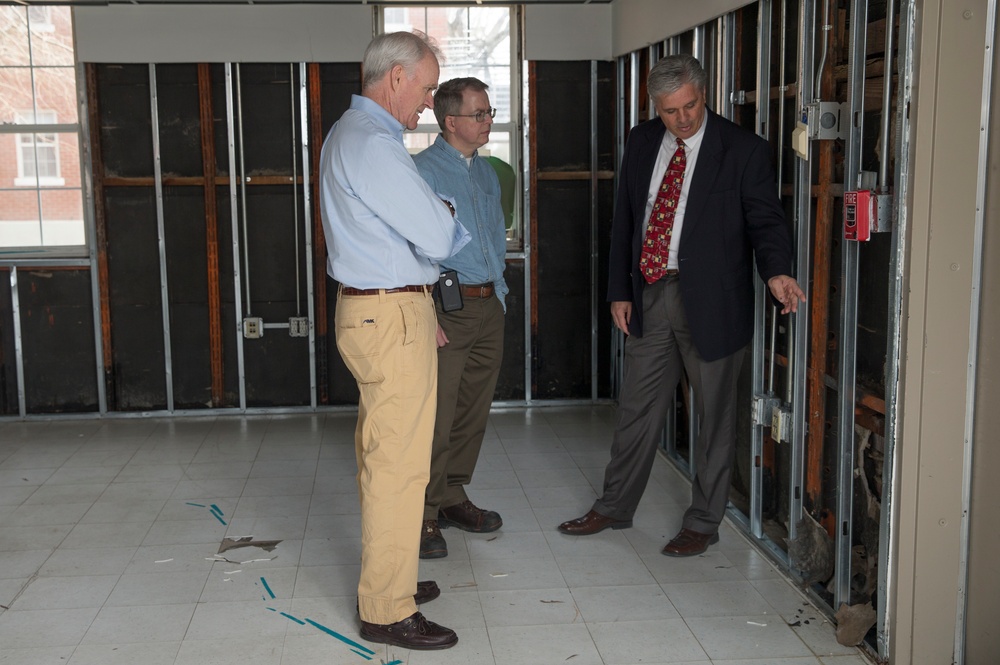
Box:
[639,138,686,284]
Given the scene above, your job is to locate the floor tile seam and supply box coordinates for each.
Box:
[774,612,860,661]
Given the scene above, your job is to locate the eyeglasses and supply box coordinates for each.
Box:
[449,107,497,123]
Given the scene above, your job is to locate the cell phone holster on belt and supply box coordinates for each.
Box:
[437,269,464,312]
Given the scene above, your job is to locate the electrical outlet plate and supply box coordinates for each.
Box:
[753,394,781,427]
[289,317,309,337]
[242,317,263,339]
[771,406,793,443]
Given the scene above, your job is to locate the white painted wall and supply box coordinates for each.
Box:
[523,4,613,61]
[612,0,753,57]
[73,5,374,63]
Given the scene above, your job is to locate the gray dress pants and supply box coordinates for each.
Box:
[592,275,746,534]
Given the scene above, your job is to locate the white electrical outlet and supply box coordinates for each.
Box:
[289,317,309,337]
[243,317,263,339]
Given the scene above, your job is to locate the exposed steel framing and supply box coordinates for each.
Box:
[198,63,225,408]
[527,61,539,396]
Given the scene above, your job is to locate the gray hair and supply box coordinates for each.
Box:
[647,54,707,99]
[362,31,442,91]
[433,77,489,130]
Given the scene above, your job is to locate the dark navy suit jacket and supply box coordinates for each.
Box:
[607,110,793,362]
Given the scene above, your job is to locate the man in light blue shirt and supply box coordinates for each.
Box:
[412,78,508,560]
[318,31,469,651]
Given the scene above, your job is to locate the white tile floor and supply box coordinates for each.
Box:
[0,406,870,665]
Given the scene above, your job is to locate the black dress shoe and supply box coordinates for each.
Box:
[661,528,720,557]
[439,500,502,533]
[420,519,448,559]
[557,509,632,536]
[359,611,458,650]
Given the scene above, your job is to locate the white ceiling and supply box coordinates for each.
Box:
[4,0,612,5]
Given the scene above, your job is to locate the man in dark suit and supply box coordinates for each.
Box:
[558,54,805,556]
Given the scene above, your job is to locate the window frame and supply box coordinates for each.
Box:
[0,6,88,259]
[377,4,524,249]
[14,110,65,187]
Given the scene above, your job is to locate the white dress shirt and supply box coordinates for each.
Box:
[640,119,707,271]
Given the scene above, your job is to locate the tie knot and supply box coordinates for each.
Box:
[676,138,685,149]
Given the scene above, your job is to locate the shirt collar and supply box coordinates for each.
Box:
[350,94,404,142]
[433,133,478,162]
[666,112,708,151]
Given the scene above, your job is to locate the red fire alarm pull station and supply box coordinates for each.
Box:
[844,190,873,241]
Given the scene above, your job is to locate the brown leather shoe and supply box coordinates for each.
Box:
[414,580,440,605]
[420,519,447,559]
[557,509,632,536]
[661,528,720,557]
[439,500,502,533]
[359,611,458,650]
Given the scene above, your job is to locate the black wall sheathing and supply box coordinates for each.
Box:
[317,63,362,406]
[0,269,15,414]
[236,64,298,176]
[156,64,203,178]
[536,180,598,398]
[105,187,167,410]
[239,186,312,407]
[19,270,99,414]
[595,178,615,398]
[318,63,361,138]
[532,60,616,399]
[163,186,213,409]
[496,260,526,401]
[97,64,154,178]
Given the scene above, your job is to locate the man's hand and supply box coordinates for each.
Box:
[436,323,450,348]
[767,275,807,314]
[611,301,632,335]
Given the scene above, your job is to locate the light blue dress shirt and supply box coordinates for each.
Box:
[413,135,509,310]
[319,95,470,289]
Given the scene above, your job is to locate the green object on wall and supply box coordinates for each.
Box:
[485,155,516,229]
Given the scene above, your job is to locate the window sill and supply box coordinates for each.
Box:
[14,177,65,187]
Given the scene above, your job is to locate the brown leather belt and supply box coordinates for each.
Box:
[664,269,680,277]
[341,284,433,296]
[462,283,495,298]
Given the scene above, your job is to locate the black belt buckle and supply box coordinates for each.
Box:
[437,270,464,312]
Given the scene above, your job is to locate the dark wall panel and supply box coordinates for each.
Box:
[0,269,15,414]
[533,60,617,400]
[319,63,362,138]
[497,260,525,401]
[19,270,99,414]
[164,186,212,409]
[535,180,593,398]
[156,64,203,178]
[105,187,167,410]
[97,64,154,178]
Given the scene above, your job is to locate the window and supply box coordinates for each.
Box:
[27,6,54,32]
[0,6,85,253]
[380,6,523,247]
[15,110,63,186]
